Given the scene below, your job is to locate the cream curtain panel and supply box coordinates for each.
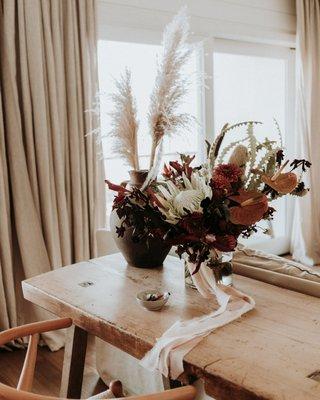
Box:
[0,0,105,349]
[291,0,320,266]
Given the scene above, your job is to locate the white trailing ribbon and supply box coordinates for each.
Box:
[140,260,255,379]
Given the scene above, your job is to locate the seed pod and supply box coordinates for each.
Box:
[228,144,249,168]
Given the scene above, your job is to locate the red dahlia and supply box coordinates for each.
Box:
[213,163,242,183]
[211,174,230,190]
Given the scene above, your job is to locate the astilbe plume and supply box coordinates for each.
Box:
[109,69,140,170]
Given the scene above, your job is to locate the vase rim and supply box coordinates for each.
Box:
[129,169,149,173]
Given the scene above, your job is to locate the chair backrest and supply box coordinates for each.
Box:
[0,384,196,400]
[0,318,72,399]
[0,319,196,400]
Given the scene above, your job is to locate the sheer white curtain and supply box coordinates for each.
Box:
[291,0,320,266]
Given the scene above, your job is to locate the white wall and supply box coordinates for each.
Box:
[97,0,296,46]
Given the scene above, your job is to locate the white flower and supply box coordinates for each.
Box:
[156,171,212,224]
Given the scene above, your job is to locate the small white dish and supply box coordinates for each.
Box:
[136,290,170,311]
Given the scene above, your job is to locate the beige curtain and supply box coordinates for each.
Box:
[0,0,105,349]
[291,0,320,266]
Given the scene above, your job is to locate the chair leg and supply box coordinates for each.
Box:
[162,375,182,390]
[17,333,39,391]
[109,380,124,397]
[60,325,88,399]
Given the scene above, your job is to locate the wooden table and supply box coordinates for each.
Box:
[22,254,320,400]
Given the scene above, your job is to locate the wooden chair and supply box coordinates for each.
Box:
[0,318,196,400]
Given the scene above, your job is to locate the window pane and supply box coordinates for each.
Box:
[213,53,286,144]
[213,52,287,242]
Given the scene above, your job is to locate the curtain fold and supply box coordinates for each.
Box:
[0,0,105,349]
[291,0,320,266]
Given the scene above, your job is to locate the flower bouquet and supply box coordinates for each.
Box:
[107,121,311,286]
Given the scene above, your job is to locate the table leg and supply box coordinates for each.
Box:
[60,325,88,399]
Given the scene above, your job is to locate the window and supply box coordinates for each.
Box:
[97,36,295,255]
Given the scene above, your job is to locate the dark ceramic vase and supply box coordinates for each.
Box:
[110,170,171,268]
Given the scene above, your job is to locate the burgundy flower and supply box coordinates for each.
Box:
[205,234,237,252]
[213,163,242,183]
[228,189,268,225]
[211,174,230,190]
[177,213,205,239]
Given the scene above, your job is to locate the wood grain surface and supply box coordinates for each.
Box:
[22,254,320,400]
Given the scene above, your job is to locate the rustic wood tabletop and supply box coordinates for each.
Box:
[22,253,320,400]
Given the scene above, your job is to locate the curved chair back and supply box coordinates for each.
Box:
[0,319,196,400]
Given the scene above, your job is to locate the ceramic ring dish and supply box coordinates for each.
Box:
[136,290,170,311]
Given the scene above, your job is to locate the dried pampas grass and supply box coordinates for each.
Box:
[109,68,140,170]
[105,7,194,183]
[148,6,193,169]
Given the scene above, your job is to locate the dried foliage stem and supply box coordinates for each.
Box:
[208,121,261,168]
[149,140,158,172]
[148,7,193,169]
[110,68,140,170]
